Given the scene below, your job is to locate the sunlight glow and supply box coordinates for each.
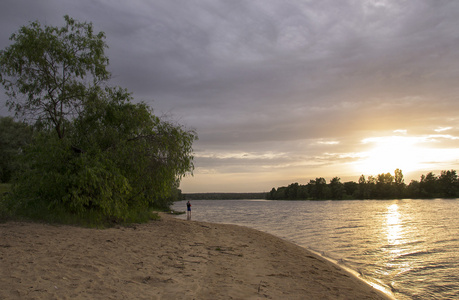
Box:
[352,133,459,176]
[354,136,426,175]
[317,140,340,145]
[434,127,452,133]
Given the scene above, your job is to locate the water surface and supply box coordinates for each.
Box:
[172,199,459,300]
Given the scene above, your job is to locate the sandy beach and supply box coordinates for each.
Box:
[0,213,393,299]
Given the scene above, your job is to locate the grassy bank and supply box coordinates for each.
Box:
[0,183,11,222]
[0,183,11,196]
[0,183,164,227]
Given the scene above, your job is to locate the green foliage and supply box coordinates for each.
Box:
[0,16,197,225]
[0,15,110,139]
[0,117,33,182]
[0,183,12,222]
[438,170,459,198]
[3,87,196,224]
[7,133,74,210]
[329,177,345,200]
[308,177,331,200]
[70,86,196,210]
[0,183,11,195]
[64,154,131,218]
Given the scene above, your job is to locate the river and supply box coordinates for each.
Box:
[172,199,459,300]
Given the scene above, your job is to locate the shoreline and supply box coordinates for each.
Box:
[0,213,394,299]
[304,246,393,298]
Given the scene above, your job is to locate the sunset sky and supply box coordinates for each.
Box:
[1,0,459,192]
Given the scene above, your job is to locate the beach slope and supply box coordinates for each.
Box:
[0,214,391,299]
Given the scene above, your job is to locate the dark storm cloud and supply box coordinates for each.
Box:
[1,0,459,191]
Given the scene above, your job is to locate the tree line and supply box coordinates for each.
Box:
[267,169,459,200]
[184,192,266,200]
[0,16,196,225]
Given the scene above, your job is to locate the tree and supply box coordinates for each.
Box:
[268,188,277,200]
[420,172,438,198]
[394,169,404,185]
[438,170,458,198]
[0,15,110,139]
[297,185,309,199]
[266,169,459,201]
[376,172,394,198]
[308,177,330,200]
[286,183,299,199]
[366,175,377,198]
[329,177,345,200]
[377,172,394,185]
[0,17,196,223]
[394,168,406,198]
[0,117,33,182]
[344,181,358,199]
[76,88,196,209]
[406,180,421,198]
[357,174,367,199]
[275,187,287,199]
[8,83,196,221]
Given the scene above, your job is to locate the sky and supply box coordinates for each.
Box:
[1,0,459,192]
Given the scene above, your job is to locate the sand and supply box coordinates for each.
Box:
[0,213,393,299]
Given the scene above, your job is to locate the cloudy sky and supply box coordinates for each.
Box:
[1,0,459,192]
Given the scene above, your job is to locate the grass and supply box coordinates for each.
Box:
[0,185,163,227]
[2,204,162,228]
[22,205,162,228]
[0,183,11,197]
[0,183,178,227]
[0,183,12,222]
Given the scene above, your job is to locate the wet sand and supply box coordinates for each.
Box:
[0,213,393,299]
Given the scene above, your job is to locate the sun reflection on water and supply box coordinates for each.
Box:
[384,202,415,293]
[386,203,401,246]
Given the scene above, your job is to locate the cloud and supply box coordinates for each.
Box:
[1,0,459,191]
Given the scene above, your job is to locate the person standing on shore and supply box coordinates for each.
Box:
[186,201,191,220]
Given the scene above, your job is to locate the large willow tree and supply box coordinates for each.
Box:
[0,16,196,223]
[0,15,110,139]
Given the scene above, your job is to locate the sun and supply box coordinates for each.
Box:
[354,135,426,175]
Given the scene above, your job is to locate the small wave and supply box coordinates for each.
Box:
[433,237,459,244]
[389,281,399,293]
[334,225,364,230]
[396,250,432,259]
[404,263,450,278]
[402,240,424,247]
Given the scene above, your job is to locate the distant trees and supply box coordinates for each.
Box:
[309,177,330,200]
[409,170,459,199]
[438,170,458,197]
[329,177,345,200]
[184,192,267,200]
[266,169,459,200]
